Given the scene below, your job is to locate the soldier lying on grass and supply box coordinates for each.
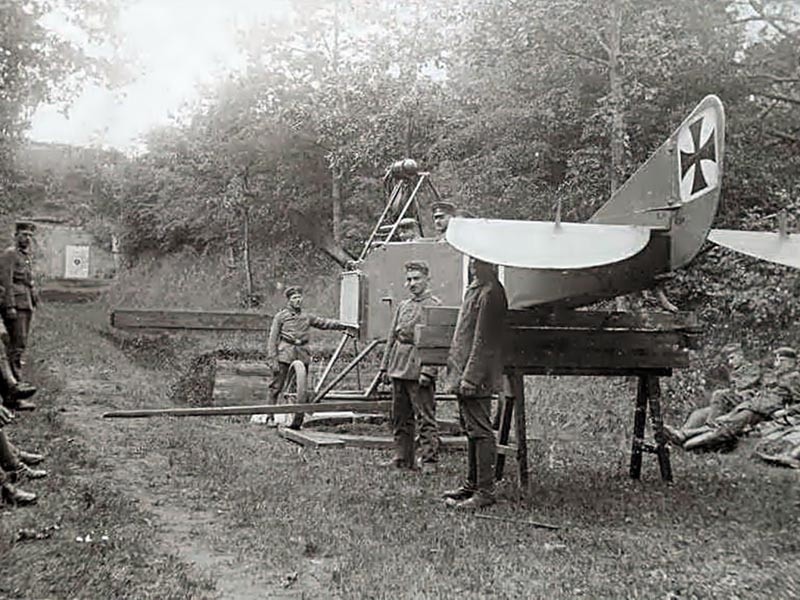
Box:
[665,346,800,451]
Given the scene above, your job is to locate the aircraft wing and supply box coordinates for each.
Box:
[708,229,800,269]
[445,217,655,269]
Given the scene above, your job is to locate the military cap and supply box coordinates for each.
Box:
[432,201,456,217]
[721,342,743,355]
[404,260,430,275]
[284,285,303,299]
[397,217,418,228]
[775,346,797,359]
[15,221,36,234]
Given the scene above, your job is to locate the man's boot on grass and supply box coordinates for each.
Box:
[449,438,497,511]
[443,439,477,503]
[1,482,37,506]
[16,449,45,466]
[10,463,47,482]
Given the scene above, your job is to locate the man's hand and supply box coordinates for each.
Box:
[419,373,433,387]
[459,379,478,397]
[380,369,391,386]
[270,359,281,376]
[5,307,16,320]
[0,406,14,427]
[343,325,359,337]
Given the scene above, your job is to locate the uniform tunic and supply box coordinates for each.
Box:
[381,291,441,380]
[0,246,37,374]
[268,307,344,366]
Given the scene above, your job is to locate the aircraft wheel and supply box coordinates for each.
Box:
[274,360,308,429]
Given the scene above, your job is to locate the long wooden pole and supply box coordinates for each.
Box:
[104,400,392,419]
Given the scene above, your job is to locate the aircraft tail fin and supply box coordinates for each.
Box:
[590,95,725,269]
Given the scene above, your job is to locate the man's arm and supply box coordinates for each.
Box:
[462,291,497,388]
[733,364,761,391]
[309,314,348,331]
[379,304,400,373]
[267,312,283,367]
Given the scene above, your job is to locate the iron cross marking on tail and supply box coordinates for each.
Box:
[679,118,716,196]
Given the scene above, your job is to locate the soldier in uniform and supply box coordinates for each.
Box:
[664,342,761,442]
[0,221,39,382]
[442,257,508,510]
[379,261,441,473]
[670,346,800,451]
[395,217,421,242]
[431,201,457,239]
[266,286,354,426]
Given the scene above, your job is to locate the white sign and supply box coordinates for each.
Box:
[65,245,90,279]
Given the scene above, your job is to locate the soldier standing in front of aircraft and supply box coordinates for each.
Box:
[266,286,354,427]
[0,221,39,386]
[442,257,508,510]
[379,261,442,473]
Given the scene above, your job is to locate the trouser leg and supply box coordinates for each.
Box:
[268,362,291,405]
[459,396,496,496]
[411,381,439,463]
[391,379,415,467]
[6,310,30,378]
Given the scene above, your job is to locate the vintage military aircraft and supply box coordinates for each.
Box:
[332,94,727,341]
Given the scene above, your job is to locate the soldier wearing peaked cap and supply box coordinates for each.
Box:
[379,260,442,472]
[266,285,355,427]
[395,218,420,242]
[0,221,39,387]
[431,201,457,239]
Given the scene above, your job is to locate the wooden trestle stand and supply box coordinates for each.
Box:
[416,307,700,495]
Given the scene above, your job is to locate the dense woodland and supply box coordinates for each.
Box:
[2,0,800,345]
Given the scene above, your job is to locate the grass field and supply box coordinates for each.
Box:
[0,302,798,599]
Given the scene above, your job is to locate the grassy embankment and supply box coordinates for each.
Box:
[0,254,798,599]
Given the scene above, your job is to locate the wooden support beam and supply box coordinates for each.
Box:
[278,427,346,448]
[279,430,468,451]
[424,306,700,332]
[111,308,271,331]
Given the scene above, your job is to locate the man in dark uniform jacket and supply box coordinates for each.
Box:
[0,221,39,381]
[379,260,441,472]
[266,286,353,425]
[442,257,508,510]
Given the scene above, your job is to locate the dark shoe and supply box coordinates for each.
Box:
[10,382,37,400]
[16,449,45,466]
[450,492,496,511]
[12,464,47,481]
[441,485,475,502]
[1,483,37,506]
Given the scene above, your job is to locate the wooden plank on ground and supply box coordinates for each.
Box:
[278,428,346,448]
[306,431,468,451]
[111,308,271,331]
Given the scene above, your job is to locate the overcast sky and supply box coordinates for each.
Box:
[28,0,290,153]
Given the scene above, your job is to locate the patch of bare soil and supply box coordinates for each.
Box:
[60,378,337,600]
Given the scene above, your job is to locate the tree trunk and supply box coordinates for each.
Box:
[332,165,343,245]
[242,205,254,304]
[608,0,624,194]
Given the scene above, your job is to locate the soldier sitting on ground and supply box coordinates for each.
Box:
[665,346,800,451]
[664,342,761,442]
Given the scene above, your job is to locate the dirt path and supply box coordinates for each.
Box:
[60,380,334,600]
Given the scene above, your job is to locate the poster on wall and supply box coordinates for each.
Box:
[65,245,90,279]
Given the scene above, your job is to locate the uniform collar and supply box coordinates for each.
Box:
[411,290,432,302]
